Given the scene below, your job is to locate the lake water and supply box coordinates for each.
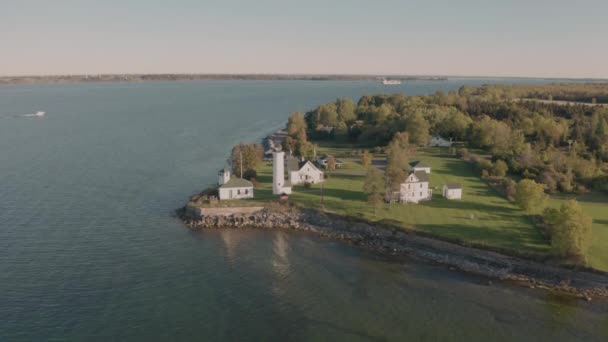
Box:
[1,79,606,341]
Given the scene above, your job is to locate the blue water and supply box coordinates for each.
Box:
[1,80,607,341]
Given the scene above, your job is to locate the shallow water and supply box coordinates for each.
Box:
[1,80,606,341]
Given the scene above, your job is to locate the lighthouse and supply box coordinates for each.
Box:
[272,152,292,195]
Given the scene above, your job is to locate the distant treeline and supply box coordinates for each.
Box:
[0,74,447,85]
[468,83,608,104]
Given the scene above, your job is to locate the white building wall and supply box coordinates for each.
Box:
[413,166,431,174]
[219,187,254,200]
[273,152,292,195]
[430,136,452,147]
[400,181,431,203]
[290,163,324,185]
[443,187,462,199]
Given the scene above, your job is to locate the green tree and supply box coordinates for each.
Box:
[548,200,593,260]
[230,143,263,178]
[385,133,409,191]
[514,179,547,213]
[492,160,509,177]
[287,112,307,140]
[361,150,372,168]
[318,103,339,127]
[363,167,385,215]
[405,112,430,146]
[335,98,356,123]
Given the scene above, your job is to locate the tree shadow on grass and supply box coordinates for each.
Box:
[415,222,548,253]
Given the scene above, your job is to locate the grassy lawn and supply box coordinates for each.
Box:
[548,192,608,271]
[254,145,551,256]
[200,141,608,271]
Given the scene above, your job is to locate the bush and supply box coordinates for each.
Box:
[303,182,312,189]
[547,200,593,261]
[242,169,257,181]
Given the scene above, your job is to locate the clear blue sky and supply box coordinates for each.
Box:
[2,0,607,78]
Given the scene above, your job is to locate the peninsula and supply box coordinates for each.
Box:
[179,82,608,300]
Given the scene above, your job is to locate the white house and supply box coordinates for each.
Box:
[287,157,324,185]
[443,183,462,200]
[316,155,345,169]
[273,152,292,195]
[410,161,431,174]
[399,171,432,203]
[218,169,254,200]
[429,135,452,147]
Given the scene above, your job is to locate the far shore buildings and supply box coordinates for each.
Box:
[288,156,325,185]
[217,168,254,200]
[443,183,463,200]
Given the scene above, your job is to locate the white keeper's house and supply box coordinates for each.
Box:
[399,171,432,203]
[287,156,324,185]
[217,168,254,200]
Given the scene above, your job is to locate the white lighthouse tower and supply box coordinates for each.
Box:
[272,152,292,195]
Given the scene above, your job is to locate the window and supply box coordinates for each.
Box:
[420,192,423,196]
[245,189,249,194]
[237,189,241,195]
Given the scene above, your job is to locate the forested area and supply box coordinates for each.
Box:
[300,83,608,195]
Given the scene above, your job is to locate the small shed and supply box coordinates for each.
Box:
[443,183,462,200]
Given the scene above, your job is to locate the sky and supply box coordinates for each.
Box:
[1,0,607,78]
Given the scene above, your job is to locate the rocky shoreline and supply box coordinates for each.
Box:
[177,205,608,302]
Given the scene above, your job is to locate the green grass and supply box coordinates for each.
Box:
[548,192,608,271]
[198,141,608,271]
[254,145,551,256]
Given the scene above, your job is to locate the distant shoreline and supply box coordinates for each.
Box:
[0,74,448,85]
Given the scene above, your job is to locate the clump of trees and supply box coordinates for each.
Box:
[385,132,410,193]
[302,83,608,194]
[543,200,593,261]
[284,112,317,158]
[230,143,263,179]
[514,179,547,213]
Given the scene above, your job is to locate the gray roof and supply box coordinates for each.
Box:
[445,183,462,190]
[412,170,429,182]
[410,160,431,168]
[219,178,253,189]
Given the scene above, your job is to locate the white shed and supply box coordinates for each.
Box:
[430,135,452,147]
[443,184,462,200]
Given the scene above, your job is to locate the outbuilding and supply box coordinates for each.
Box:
[443,183,462,200]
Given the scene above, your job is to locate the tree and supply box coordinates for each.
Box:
[363,167,385,215]
[361,150,372,168]
[287,112,307,140]
[335,98,356,123]
[318,103,339,127]
[405,112,430,146]
[492,160,509,178]
[326,156,336,172]
[548,200,593,260]
[385,133,409,191]
[514,179,547,213]
[230,143,263,178]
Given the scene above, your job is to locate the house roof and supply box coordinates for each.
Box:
[412,170,429,182]
[218,168,230,174]
[445,183,462,190]
[219,178,253,189]
[410,160,431,169]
